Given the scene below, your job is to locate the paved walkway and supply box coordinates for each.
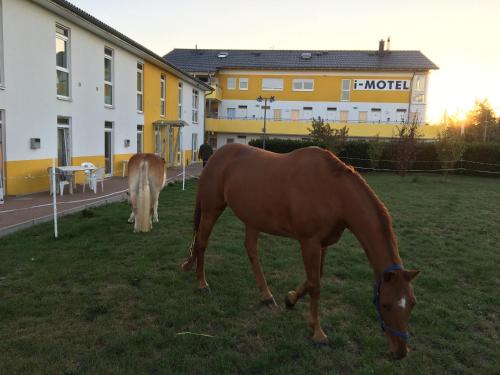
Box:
[0,163,202,237]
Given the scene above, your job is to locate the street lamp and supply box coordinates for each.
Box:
[256,95,275,150]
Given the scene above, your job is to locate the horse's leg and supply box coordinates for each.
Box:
[244,226,276,307]
[300,241,328,344]
[152,190,160,223]
[128,191,137,224]
[285,246,327,308]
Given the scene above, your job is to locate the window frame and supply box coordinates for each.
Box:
[57,116,72,166]
[262,78,284,91]
[292,79,314,92]
[0,0,5,88]
[104,47,114,107]
[239,78,248,90]
[136,62,144,113]
[192,88,199,124]
[137,125,144,153]
[341,79,350,101]
[160,73,166,117]
[178,82,183,120]
[227,77,236,90]
[56,24,71,99]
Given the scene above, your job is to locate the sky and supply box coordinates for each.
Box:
[71,0,500,123]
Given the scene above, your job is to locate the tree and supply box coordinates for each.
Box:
[435,127,465,179]
[393,117,422,178]
[308,117,349,155]
[464,100,500,142]
[367,134,385,170]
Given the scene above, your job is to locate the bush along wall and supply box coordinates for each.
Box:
[249,138,500,176]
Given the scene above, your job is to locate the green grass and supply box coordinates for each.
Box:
[0,174,499,374]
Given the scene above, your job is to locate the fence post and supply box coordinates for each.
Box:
[52,159,58,239]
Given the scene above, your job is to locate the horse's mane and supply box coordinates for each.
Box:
[322,148,400,260]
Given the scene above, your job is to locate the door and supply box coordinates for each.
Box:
[57,117,71,166]
[340,111,349,123]
[191,133,198,162]
[303,108,313,120]
[236,106,247,119]
[168,127,176,167]
[104,122,113,176]
[371,109,382,123]
[227,108,236,119]
[273,109,282,121]
[358,111,368,123]
[291,109,300,121]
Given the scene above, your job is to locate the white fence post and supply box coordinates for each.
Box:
[52,159,58,239]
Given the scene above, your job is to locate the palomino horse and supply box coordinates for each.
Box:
[127,153,166,232]
[181,144,420,359]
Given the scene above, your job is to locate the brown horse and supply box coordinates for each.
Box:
[127,153,166,232]
[181,144,420,359]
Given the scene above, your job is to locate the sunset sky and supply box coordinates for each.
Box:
[71,0,500,123]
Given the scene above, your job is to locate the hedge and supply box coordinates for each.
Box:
[248,138,500,176]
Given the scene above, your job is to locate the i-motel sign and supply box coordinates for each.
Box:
[353,79,410,91]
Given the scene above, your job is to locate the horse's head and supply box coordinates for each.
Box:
[375,268,420,359]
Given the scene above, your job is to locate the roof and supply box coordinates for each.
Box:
[33,0,211,91]
[164,49,439,73]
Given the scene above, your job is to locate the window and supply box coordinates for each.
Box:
[57,117,71,166]
[137,125,143,153]
[414,75,425,91]
[291,110,300,121]
[191,133,198,161]
[340,111,349,123]
[413,94,425,104]
[239,78,248,90]
[104,47,113,106]
[303,107,313,120]
[227,77,236,90]
[227,108,236,119]
[273,109,282,121]
[56,25,70,98]
[137,62,144,112]
[358,111,368,122]
[192,89,199,123]
[160,74,166,117]
[371,108,382,112]
[341,79,350,101]
[262,78,283,91]
[178,82,183,119]
[293,79,314,91]
[226,138,234,144]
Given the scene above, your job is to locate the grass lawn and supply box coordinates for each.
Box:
[0,174,499,374]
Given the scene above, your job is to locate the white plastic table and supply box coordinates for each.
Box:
[57,165,97,194]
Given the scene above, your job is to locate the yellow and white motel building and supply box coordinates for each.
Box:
[0,0,211,196]
[165,43,439,148]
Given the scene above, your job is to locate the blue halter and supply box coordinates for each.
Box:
[373,264,410,341]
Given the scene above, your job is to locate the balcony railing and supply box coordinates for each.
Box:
[206,115,417,125]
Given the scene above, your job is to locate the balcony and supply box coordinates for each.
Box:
[205,117,442,139]
[206,83,222,101]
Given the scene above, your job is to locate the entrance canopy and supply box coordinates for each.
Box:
[152,120,189,167]
[152,120,188,129]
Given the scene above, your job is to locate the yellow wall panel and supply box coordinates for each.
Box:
[217,73,411,103]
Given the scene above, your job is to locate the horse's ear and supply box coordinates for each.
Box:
[403,270,420,282]
[383,271,396,283]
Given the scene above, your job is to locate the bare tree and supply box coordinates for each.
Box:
[435,127,465,179]
[394,115,422,178]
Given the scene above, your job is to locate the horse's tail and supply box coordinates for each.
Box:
[181,194,201,271]
[135,160,151,232]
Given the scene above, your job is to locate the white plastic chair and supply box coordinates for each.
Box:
[47,167,71,196]
[81,162,96,192]
[90,167,105,193]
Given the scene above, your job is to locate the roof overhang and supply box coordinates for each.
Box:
[32,0,212,92]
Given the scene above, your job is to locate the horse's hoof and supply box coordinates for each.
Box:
[153,218,159,223]
[312,336,329,346]
[260,297,278,308]
[285,291,297,309]
[198,286,210,293]
[180,261,193,272]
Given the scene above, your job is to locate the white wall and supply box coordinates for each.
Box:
[179,80,204,153]
[0,0,143,162]
[218,100,421,124]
